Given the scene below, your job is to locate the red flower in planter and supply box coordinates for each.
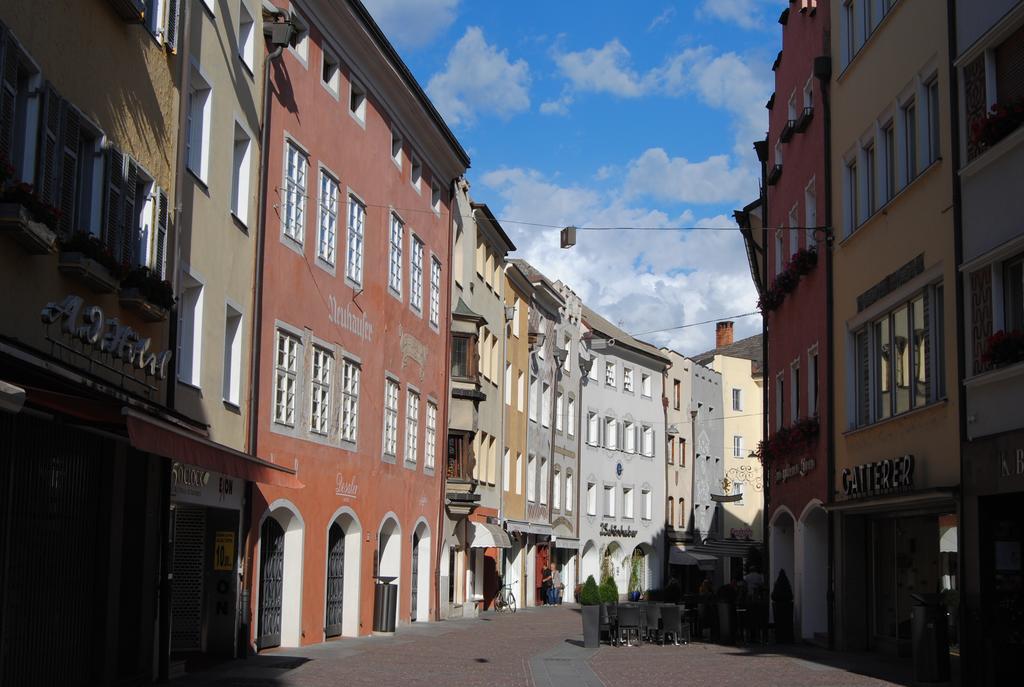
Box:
[791,248,818,276]
[775,268,798,294]
[971,98,1024,150]
[982,330,1024,368]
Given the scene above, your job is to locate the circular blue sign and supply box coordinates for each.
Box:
[616,462,623,478]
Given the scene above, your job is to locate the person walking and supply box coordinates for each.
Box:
[549,563,563,605]
[540,561,553,605]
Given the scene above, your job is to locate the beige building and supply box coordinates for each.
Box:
[830,0,959,659]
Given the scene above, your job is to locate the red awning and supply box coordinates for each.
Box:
[125,408,303,489]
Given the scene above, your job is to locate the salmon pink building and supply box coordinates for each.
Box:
[247,0,469,649]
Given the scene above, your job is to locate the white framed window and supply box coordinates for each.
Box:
[223,304,242,406]
[775,230,784,278]
[805,178,817,249]
[624,421,636,453]
[734,481,746,505]
[787,89,798,121]
[178,273,204,387]
[515,452,523,494]
[641,425,654,457]
[238,2,255,71]
[604,416,617,449]
[321,47,340,97]
[199,0,215,14]
[283,141,307,243]
[186,64,212,182]
[527,455,537,502]
[623,487,634,519]
[349,77,367,124]
[563,336,572,373]
[541,383,551,428]
[503,448,511,491]
[842,0,856,65]
[341,358,360,444]
[410,235,424,312]
[883,121,897,203]
[347,195,365,285]
[588,357,599,382]
[642,489,652,520]
[776,372,785,430]
[310,346,332,435]
[537,321,547,359]
[383,377,399,457]
[529,375,538,422]
[925,77,940,165]
[587,412,599,445]
[904,98,918,180]
[388,212,404,296]
[845,158,859,234]
[791,360,801,423]
[789,205,800,255]
[587,482,597,516]
[512,297,522,335]
[567,397,576,438]
[504,363,512,405]
[604,485,615,517]
[733,435,743,458]
[539,457,549,505]
[431,181,441,213]
[288,8,309,64]
[410,156,422,191]
[864,141,876,216]
[405,390,419,465]
[517,371,525,413]
[391,126,403,167]
[803,75,813,109]
[808,347,820,417]
[274,330,300,426]
[231,122,252,226]
[429,257,441,328]
[605,361,616,387]
[641,373,651,397]
[317,170,339,265]
[732,388,742,411]
[565,472,573,513]
[623,367,634,392]
[425,401,437,470]
[555,391,564,431]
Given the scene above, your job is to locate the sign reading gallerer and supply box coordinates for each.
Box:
[841,454,914,499]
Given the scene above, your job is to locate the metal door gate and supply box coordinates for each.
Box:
[324,522,345,637]
[170,505,207,650]
[257,517,285,649]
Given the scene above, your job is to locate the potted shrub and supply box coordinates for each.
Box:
[120,266,174,321]
[579,575,602,648]
[599,575,619,604]
[628,554,643,601]
[772,569,795,643]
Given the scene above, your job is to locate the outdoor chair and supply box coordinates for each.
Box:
[643,604,662,643]
[600,603,619,646]
[617,605,642,647]
[660,605,683,645]
[669,604,692,644]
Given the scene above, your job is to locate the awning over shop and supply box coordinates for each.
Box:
[469,522,511,549]
[669,546,717,570]
[554,537,580,550]
[125,408,303,489]
[505,520,552,536]
[824,488,956,515]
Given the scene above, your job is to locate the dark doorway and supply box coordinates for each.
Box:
[325,522,345,637]
[257,517,285,649]
[411,532,420,622]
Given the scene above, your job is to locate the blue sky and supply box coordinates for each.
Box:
[363,0,782,354]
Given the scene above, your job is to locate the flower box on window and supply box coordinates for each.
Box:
[780,119,796,143]
[970,99,1024,153]
[0,202,57,255]
[982,330,1024,369]
[106,0,145,22]
[795,106,814,133]
[58,252,121,293]
[119,267,174,321]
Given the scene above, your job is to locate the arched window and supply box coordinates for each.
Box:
[679,498,686,528]
[667,498,674,527]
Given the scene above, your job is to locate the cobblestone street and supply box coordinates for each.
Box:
[174,606,922,687]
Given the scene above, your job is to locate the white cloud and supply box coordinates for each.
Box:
[648,7,676,31]
[695,0,767,30]
[478,167,760,354]
[361,0,460,49]
[539,91,574,116]
[624,148,757,204]
[551,40,654,98]
[426,27,531,127]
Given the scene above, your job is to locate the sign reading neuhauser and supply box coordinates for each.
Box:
[841,454,915,498]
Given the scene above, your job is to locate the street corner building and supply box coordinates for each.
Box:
[249,0,469,649]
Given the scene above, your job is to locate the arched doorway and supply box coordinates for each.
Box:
[325,508,361,638]
[631,544,656,594]
[770,508,795,623]
[257,502,304,649]
[800,504,828,640]
[377,515,402,618]
[603,541,624,594]
[580,540,598,585]
[411,520,431,622]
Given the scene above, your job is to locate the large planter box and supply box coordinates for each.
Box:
[58,252,120,293]
[0,203,57,255]
[773,601,794,643]
[119,287,169,322]
[716,602,736,644]
[581,605,601,648]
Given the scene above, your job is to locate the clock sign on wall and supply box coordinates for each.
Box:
[616,462,623,478]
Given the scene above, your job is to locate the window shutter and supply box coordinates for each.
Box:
[121,159,138,266]
[103,148,124,257]
[59,105,81,235]
[995,23,1024,104]
[856,330,870,426]
[616,421,623,451]
[0,29,17,165]
[165,0,180,53]
[36,83,63,207]
[155,187,168,279]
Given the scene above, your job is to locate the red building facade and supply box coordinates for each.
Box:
[763,0,831,645]
[247,0,469,648]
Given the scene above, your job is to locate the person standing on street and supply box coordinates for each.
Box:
[541,561,553,605]
[549,562,563,605]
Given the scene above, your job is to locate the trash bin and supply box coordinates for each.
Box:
[911,593,950,683]
[372,576,398,633]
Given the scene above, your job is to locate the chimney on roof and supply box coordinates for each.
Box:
[716,321,734,348]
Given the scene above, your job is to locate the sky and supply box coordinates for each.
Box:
[362,0,781,355]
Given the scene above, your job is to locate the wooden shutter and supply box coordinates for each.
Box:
[36,83,63,207]
[856,330,871,427]
[59,105,81,235]
[995,24,1024,104]
[165,0,180,53]
[0,28,17,165]
[155,187,168,279]
[103,148,124,256]
[121,159,139,266]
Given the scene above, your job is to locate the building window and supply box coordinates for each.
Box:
[410,235,424,312]
[527,455,537,502]
[734,481,746,506]
[587,482,596,515]
[641,373,651,397]
[429,258,441,327]
[186,67,212,182]
[680,438,686,467]
[349,77,366,123]
[310,346,332,435]
[383,378,399,457]
[517,371,525,412]
[529,375,539,421]
[624,421,636,453]
[539,457,549,505]
[391,126,403,166]
[567,396,576,437]
[667,498,674,526]
[775,231,784,278]
[904,98,918,180]
[803,75,813,109]
[732,388,742,411]
[883,121,897,203]
[515,452,523,494]
[788,205,800,257]
[843,0,856,64]
[405,390,419,465]
[425,402,437,470]
[845,159,859,233]
[321,48,340,96]
[733,435,743,458]
[791,361,801,422]
[1006,255,1024,332]
[673,379,681,410]
[642,489,652,521]
[541,383,551,428]
[604,416,618,449]
[512,297,522,335]
[317,170,339,265]
[410,156,422,191]
[231,123,252,225]
[565,472,574,513]
[623,487,634,519]
[805,178,817,248]
[623,367,634,392]
[223,304,242,406]
[178,274,204,387]
[389,213,403,296]
[926,77,941,165]
[238,2,255,70]
[678,498,686,528]
[604,485,615,518]
[855,284,944,427]
[605,361,616,387]
[341,359,360,444]
[863,141,876,216]
[587,412,599,445]
[288,8,308,62]
[274,330,300,426]
[282,142,307,243]
[340,196,364,285]
[776,372,785,430]
[641,425,654,457]
[555,391,564,431]
[451,334,477,381]
[503,448,511,492]
[431,181,441,213]
[808,349,820,416]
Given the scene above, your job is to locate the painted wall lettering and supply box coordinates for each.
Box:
[841,454,915,498]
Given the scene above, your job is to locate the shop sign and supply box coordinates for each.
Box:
[171,462,242,509]
[730,528,753,540]
[335,473,359,499]
[776,457,817,484]
[41,295,173,379]
[999,448,1024,480]
[841,454,914,499]
[600,523,638,538]
[214,531,235,571]
[328,294,373,342]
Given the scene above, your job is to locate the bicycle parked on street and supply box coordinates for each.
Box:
[493,584,517,613]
